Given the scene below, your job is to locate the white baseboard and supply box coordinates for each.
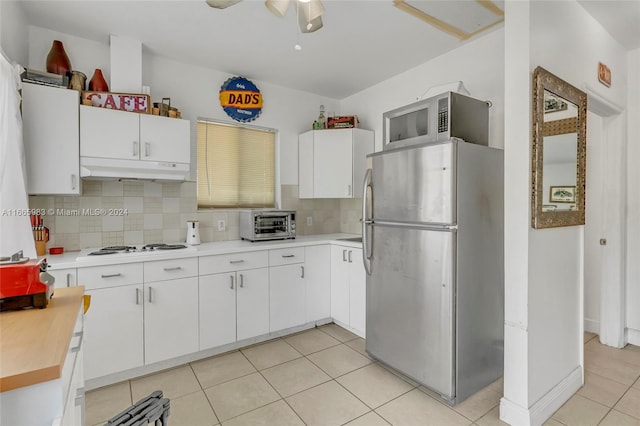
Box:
[500,366,582,426]
[584,318,600,335]
[626,328,640,346]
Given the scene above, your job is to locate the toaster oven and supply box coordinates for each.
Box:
[239,209,296,241]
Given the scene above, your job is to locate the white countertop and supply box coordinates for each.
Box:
[45,233,363,270]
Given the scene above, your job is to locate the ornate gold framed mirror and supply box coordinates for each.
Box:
[531,66,587,229]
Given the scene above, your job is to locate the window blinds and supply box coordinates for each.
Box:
[197,120,275,208]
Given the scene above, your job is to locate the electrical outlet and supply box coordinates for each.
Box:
[217,220,226,231]
[307,216,313,226]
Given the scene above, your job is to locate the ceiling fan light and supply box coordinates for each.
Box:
[205,0,242,8]
[298,13,322,33]
[301,0,324,22]
[265,0,290,17]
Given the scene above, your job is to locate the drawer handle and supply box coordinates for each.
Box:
[101,273,122,278]
[229,260,245,264]
[71,331,83,353]
[281,254,295,258]
[163,266,182,271]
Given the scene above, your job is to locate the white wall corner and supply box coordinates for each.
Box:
[110,35,142,93]
[584,318,600,334]
[627,328,640,346]
[500,366,582,426]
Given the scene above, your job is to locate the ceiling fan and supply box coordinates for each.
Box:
[206,0,325,33]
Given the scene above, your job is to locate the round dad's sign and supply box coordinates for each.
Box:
[219,77,263,122]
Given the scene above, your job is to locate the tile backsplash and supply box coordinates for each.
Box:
[29,182,362,251]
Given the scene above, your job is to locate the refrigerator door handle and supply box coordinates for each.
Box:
[362,168,373,276]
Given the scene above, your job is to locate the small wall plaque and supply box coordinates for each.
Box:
[598,62,611,87]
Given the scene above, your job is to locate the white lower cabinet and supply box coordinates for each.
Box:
[144,277,199,364]
[269,264,305,332]
[199,268,269,349]
[330,245,366,337]
[304,245,331,323]
[83,284,144,380]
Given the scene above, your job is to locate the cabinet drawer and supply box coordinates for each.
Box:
[78,263,143,290]
[200,250,268,275]
[269,247,305,266]
[144,257,198,282]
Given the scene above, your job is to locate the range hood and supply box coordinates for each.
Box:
[80,157,190,181]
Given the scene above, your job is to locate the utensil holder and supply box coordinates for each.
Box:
[35,241,46,256]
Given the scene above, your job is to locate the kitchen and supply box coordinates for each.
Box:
[1,1,640,425]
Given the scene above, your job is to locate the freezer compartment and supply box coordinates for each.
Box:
[369,141,455,225]
[365,223,455,399]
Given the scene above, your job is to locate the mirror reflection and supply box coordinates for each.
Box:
[531,67,587,229]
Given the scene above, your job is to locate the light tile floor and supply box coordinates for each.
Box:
[86,327,640,426]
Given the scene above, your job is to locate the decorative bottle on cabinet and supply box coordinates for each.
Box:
[88,69,109,92]
[317,105,326,129]
[46,40,72,76]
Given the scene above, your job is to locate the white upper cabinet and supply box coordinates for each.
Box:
[22,83,80,195]
[298,128,374,199]
[80,106,190,163]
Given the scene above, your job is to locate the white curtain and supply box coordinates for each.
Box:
[0,48,36,259]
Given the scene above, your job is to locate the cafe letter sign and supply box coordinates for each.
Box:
[219,77,263,122]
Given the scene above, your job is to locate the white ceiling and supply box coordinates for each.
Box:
[16,0,640,100]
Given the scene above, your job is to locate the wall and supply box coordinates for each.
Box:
[340,28,505,150]
[627,47,640,344]
[24,26,364,250]
[0,1,28,65]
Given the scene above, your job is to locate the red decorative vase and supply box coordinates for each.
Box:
[46,40,72,76]
[88,69,109,92]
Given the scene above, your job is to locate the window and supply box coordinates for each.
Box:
[197,120,275,208]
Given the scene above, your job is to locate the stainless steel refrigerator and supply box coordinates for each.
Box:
[362,138,504,404]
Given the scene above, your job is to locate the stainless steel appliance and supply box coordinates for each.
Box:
[239,209,296,241]
[362,137,504,404]
[383,92,489,150]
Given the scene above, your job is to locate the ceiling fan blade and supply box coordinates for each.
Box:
[298,13,322,33]
[206,0,242,9]
[265,0,290,17]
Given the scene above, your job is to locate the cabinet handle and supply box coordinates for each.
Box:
[229,260,245,264]
[66,273,72,287]
[239,273,244,288]
[71,331,83,353]
[348,251,352,263]
[145,142,151,157]
[348,184,352,196]
[301,266,305,278]
[230,275,234,289]
[75,387,85,406]
[71,174,77,190]
[163,266,182,271]
[281,254,295,258]
[136,288,141,305]
[133,141,138,157]
[343,250,347,262]
[101,273,122,278]
[148,286,154,303]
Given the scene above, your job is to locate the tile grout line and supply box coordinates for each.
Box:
[187,362,222,425]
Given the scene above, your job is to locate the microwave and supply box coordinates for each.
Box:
[239,209,296,242]
[383,92,489,150]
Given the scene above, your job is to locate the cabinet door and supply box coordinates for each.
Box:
[22,83,80,195]
[84,284,144,380]
[348,248,366,336]
[269,264,305,332]
[199,272,237,350]
[305,245,331,322]
[330,245,350,326]
[80,106,139,160]
[298,131,314,198]
[139,114,190,163]
[144,277,199,364]
[48,268,77,287]
[236,268,269,341]
[314,130,353,198]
